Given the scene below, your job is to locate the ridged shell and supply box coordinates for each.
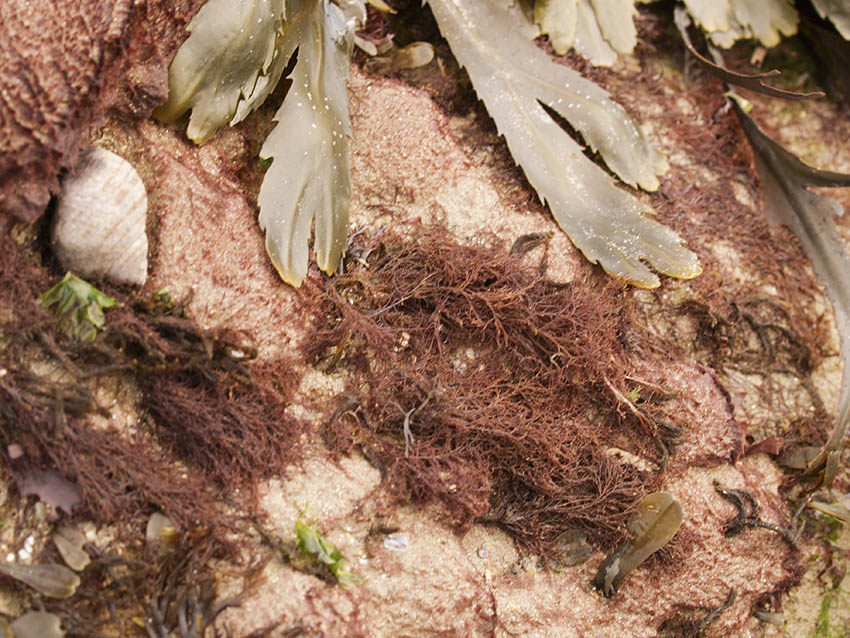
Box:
[52,146,148,285]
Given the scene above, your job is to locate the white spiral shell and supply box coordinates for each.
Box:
[51,146,148,286]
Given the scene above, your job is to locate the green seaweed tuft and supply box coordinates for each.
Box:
[295,518,363,585]
[38,272,119,342]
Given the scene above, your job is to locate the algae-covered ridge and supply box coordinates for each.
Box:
[154,0,850,290]
[157,0,704,288]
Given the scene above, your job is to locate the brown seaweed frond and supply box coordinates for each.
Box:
[52,526,261,638]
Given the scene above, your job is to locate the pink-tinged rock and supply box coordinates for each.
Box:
[13,467,80,516]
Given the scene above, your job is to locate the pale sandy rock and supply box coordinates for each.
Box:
[347,70,584,283]
[224,456,795,637]
[213,69,801,637]
[142,122,300,359]
[4,2,846,636]
[227,501,500,637]
[260,454,381,531]
[660,363,745,470]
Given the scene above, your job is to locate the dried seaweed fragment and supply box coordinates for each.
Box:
[548,529,593,568]
[674,8,823,101]
[427,0,700,287]
[0,562,80,599]
[713,481,796,548]
[146,512,179,550]
[660,588,737,637]
[732,99,850,484]
[53,526,90,572]
[5,612,64,638]
[807,499,850,525]
[13,467,81,516]
[696,588,736,633]
[592,491,682,597]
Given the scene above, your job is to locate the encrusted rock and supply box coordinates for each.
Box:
[51,146,148,285]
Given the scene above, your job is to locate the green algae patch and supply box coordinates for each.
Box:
[39,272,118,342]
[295,519,363,586]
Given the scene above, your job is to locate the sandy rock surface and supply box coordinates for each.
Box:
[2,2,850,637]
[129,65,815,636]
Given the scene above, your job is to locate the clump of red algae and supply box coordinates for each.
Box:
[300,225,736,553]
[0,229,307,634]
[626,4,837,447]
[0,231,304,530]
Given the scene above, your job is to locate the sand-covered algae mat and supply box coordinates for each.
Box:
[2,1,850,636]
